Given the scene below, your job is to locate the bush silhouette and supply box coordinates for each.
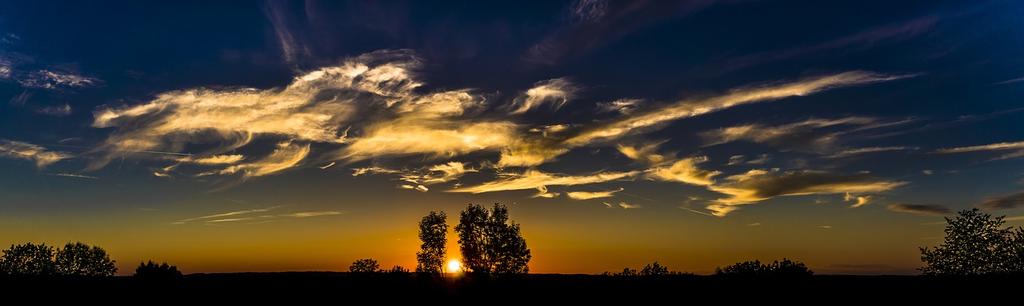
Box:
[54,242,117,277]
[0,243,56,276]
[639,262,669,276]
[920,208,1024,275]
[455,203,531,275]
[134,261,183,280]
[715,258,812,277]
[349,258,380,273]
[387,265,410,274]
[416,211,447,274]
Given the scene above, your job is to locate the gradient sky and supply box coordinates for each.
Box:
[2,0,1024,275]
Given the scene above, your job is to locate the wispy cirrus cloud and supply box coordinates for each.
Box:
[703,169,906,216]
[0,139,71,168]
[509,78,578,114]
[935,140,1024,161]
[173,206,344,225]
[978,191,1024,210]
[647,156,720,186]
[701,117,913,155]
[450,169,640,194]
[829,146,918,159]
[887,203,951,216]
[566,187,624,200]
[566,72,910,148]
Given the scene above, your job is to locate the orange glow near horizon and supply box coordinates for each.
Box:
[447,259,462,274]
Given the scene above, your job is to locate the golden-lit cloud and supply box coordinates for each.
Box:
[830,146,918,158]
[211,142,310,178]
[886,203,951,216]
[174,206,345,224]
[343,119,518,160]
[566,187,624,200]
[617,202,641,209]
[704,169,906,216]
[700,117,877,150]
[616,142,667,165]
[935,140,1024,160]
[509,78,577,114]
[845,193,873,208]
[566,72,909,147]
[176,154,246,165]
[0,139,71,168]
[450,169,640,194]
[647,157,721,186]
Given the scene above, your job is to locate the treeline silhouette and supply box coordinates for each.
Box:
[3,205,1023,283]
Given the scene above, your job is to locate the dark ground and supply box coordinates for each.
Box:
[2,273,1019,303]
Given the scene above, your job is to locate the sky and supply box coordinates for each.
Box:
[1,0,1024,275]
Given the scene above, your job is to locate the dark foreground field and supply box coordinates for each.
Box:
[3,273,1021,302]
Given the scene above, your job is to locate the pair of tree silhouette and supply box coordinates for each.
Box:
[352,203,532,275]
[0,242,116,277]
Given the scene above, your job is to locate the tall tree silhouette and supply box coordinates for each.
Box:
[0,243,56,276]
[455,203,531,274]
[416,211,447,274]
[54,242,117,277]
[920,208,1024,275]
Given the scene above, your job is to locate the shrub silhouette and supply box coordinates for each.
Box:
[455,203,531,275]
[416,211,447,274]
[920,208,1024,275]
[639,262,669,276]
[0,243,56,276]
[54,242,117,277]
[715,258,813,277]
[387,265,410,274]
[349,258,380,273]
[134,261,183,280]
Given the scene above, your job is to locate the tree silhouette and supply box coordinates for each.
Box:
[456,204,489,273]
[455,203,531,275]
[349,258,380,273]
[134,261,183,280]
[716,258,812,277]
[0,243,56,276]
[54,242,117,277]
[920,208,1024,275]
[416,211,447,274]
[640,262,669,276]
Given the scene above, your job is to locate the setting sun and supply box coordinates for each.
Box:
[446,259,462,273]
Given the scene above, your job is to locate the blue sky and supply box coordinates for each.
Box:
[1,0,1023,274]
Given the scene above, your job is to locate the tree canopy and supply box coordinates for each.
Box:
[455,203,531,275]
[349,258,380,273]
[1,242,116,277]
[416,211,447,274]
[55,242,117,276]
[920,208,1024,275]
